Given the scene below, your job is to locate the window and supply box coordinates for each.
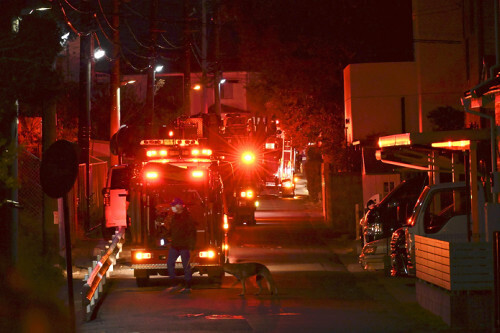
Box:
[383,181,395,197]
[221,83,233,99]
[110,168,130,190]
[423,187,466,234]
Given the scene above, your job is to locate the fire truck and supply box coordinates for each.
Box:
[106,118,229,287]
[218,114,261,225]
[130,137,228,286]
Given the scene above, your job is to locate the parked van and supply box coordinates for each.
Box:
[358,176,427,271]
[360,176,427,246]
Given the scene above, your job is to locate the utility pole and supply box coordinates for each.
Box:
[78,0,92,233]
[146,0,158,138]
[213,0,221,120]
[201,0,207,114]
[183,0,191,117]
[110,0,120,166]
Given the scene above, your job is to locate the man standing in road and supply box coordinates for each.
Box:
[166,197,197,293]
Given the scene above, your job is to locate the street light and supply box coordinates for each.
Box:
[121,79,136,86]
[93,47,105,60]
[155,64,164,72]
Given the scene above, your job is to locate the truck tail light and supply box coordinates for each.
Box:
[103,190,110,206]
[240,190,253,198]
[192,170,204,178]
[199,250,215,258]
[255,201,259,207]
[145,171,159,180]
[135,252,152,260]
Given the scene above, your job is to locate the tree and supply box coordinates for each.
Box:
[427,106,465,131]
[220,0,412,170]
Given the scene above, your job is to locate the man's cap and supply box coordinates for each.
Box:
[171,197,184,206]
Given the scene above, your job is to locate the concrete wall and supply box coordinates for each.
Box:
[362,173,401,208]
[344,62,418,144]
[412,0,467,132]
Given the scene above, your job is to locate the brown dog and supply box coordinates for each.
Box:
[223,262,278,296]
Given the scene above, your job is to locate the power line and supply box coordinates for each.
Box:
[121,44,153,60]
[123,16,152,50]
[62,0,90,14]
[93,12,112,44]
[96,0,118,32]
[120,47,149,73]
[56,0,85,36]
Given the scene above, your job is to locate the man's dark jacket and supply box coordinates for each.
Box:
[169,210,197,250]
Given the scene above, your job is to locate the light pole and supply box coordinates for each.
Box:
[110,0,120,166]
[78,0,92,233]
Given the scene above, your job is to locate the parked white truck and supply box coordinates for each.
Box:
[360,180,499,275]
[390,181,500,276]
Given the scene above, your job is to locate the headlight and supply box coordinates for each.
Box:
[367,222,383,236]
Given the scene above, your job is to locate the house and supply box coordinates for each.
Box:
[344,0,496,208]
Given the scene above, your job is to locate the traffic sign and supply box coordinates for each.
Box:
[40,140,79,198]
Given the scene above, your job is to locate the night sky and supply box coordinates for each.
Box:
[87,0,414,74]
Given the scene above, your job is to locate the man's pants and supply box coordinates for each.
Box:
[167,247,192,287]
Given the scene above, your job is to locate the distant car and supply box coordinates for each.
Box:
[360,176,427,247]
[233,185,258,226]
[280,178,295,197]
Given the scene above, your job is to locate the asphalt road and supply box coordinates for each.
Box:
[76,186,449,333]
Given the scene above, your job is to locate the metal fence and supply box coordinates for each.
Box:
[18,149,43,222]
[81,228,125,321]
[77,161,108,235]
[17,148,108,240]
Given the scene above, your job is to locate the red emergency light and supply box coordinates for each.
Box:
[146,149,167,157]
[241,151,256,165]
[240,190,254,198]
[191,148,212,156]
[191,170,204,178]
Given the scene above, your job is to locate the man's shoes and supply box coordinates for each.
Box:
[179,287,191,294]
[165,285,182,293]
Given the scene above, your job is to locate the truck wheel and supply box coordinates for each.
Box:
[234,214,241,225]
[136,276,149,287]
[248,214,256,225]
